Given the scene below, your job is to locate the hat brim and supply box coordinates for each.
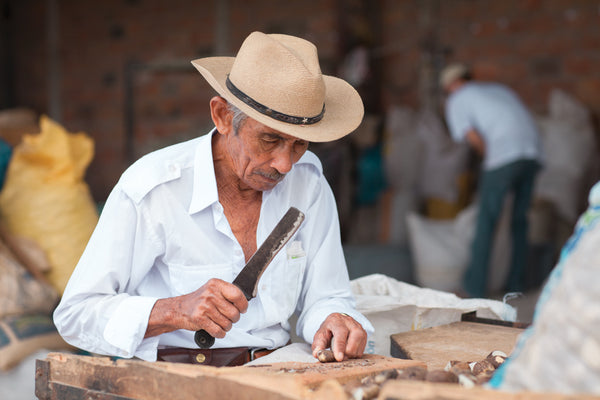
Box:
[192,57,364,142]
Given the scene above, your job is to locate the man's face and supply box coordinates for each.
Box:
[226,117,310,192]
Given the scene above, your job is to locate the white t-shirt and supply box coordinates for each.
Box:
[445,82,542,170]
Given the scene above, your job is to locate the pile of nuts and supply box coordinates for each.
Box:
[342,351,508,400]
[439,350,508,388]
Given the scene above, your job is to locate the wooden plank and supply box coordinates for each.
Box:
[239,354,426,388]
[390,321,523,370]
[51,384,137,400]
[35,358,50,400]
[36,353,305,400]
[36,352,600,400]
[378,380,600,400]
[35,353,425,400]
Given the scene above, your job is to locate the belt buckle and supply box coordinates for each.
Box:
[249,347,266,361]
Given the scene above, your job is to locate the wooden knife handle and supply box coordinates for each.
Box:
[194,329,215,349]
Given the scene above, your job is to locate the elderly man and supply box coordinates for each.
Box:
[440,63,542,298]
[54,32,373,366]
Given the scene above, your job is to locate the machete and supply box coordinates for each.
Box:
[194,206,305,348]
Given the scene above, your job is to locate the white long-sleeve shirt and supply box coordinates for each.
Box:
[53,129,373,361]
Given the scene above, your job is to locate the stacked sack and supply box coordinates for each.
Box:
[0,111,98,370]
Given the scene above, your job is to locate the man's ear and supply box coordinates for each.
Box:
[209,96,233,135]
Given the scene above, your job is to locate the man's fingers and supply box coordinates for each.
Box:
[311,329,332,357]
[208,323,227,339]
[345,327,367,359]
[221,283,249,314]
[312,312,368,361]
[205,278,248,315]
[215,294,246,325]
[187,278,248,336]
[331,331,348,361]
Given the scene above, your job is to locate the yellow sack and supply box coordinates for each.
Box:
[0,116,98,294]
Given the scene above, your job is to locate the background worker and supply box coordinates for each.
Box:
[53,31,373,366]
[440,63,543,298]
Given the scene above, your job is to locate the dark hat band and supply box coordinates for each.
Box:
[226,76,325,125]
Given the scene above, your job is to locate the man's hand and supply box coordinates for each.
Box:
[145,278,248,338]
[312,312,367,362]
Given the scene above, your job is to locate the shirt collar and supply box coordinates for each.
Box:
[188,128,219,214]
[187,128,323,215]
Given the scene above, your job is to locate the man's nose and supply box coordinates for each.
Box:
[270,146,295,174]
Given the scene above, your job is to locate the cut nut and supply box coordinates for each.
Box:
[349,383,379,400]
[395,366,427,381]
[426,370,459,383]
[486,352,507,368]
[476,369,496,384]
[316,349,336,363]
[373,369,398,384]
[341,349,508,394]
[449,361,472,376]
[472,359,495,376]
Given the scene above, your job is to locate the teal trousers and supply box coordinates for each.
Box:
[463,159,540,297]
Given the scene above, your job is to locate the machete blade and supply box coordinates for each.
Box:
[194,206,304,348]
[233,206,305,299]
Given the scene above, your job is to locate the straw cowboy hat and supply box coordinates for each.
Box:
[191,31,364,142]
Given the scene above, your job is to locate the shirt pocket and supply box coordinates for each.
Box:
[270,255,307,320]
[168,263,233,296]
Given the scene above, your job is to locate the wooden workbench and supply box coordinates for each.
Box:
[390,321,524,370]
[34,352,424,400]
[35,351,600,400]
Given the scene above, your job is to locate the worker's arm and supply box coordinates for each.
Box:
[145,278,248,338]
[465,128,485,157]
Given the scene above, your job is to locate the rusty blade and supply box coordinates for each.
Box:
[194,206,304,348]
[233,206,305,299]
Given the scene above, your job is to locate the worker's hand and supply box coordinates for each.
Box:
[312,312,367,362]
[145,278,248,338]
[184,278,248,338]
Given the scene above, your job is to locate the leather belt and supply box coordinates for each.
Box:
[156,346,277,367]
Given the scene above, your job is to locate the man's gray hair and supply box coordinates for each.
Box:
[227,101,248,134]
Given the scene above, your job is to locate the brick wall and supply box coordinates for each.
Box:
[4,0,600,201]
[380,0,600,118]
[6,0,340,200]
